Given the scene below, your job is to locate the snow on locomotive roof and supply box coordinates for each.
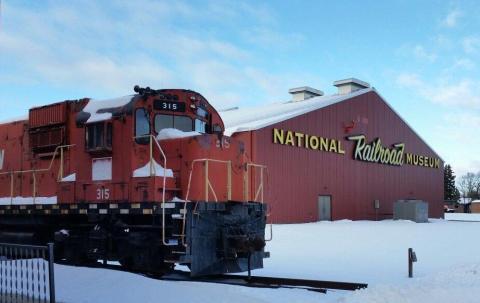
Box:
[83,95,135,123]
[220,88,372,136]
[0,115,28,125]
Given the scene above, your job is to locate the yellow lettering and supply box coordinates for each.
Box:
[273,128,284,144]
[320,137,329,151]
[329,139,337,153]
[294,132,305,147]
[285,131,294,146]
[338,140,345,154]
[435,158,440,168]
[309,135,319,149]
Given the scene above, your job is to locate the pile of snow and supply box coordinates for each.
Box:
[83,95,134,123]
[61,173,76,182]
[133,160,174,178]
[156,128,201,141]
[0,196,57,205]
[220,88,371,136]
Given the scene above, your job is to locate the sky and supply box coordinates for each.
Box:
[0,0,479,177]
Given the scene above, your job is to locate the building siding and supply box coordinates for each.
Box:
[233,91,444,223]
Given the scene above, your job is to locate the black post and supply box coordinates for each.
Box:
[48,243,56,303]
[408,248,417,278]
[247,253,251,281]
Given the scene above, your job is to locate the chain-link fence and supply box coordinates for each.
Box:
[0,243,55,303]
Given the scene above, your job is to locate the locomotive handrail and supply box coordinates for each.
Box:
[0,144,75,204]
[133,134,169,246]
[181,158,232,247]
[244,163,267,203]
[244,163,273,242]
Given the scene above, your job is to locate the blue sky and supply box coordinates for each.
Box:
[0,0,479,177]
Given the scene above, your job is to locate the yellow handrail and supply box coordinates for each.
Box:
[133,134,169,246]
[0,144,75,204]
[244,163,273,242]
[244,163,267,203]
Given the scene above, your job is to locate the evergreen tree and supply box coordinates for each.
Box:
[444,164,459,201]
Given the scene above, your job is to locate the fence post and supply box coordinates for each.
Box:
[48,243,56,303]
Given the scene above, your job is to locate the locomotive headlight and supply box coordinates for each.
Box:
[190,104,197,109]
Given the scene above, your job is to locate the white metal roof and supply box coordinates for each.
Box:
[220,88,372,136]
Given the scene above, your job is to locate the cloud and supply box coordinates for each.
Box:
[0,0,304,106]
[442,9,462,27]
[462,36,480,54]
[396,73,480,109]
[397,44,437,63]
[412,45,437,62]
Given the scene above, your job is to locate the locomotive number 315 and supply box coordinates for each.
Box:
[96,188,110,200]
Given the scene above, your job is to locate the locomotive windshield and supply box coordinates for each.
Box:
[154,114,193,133]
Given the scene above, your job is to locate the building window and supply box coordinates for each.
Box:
[86,122,112,151]
[154,114,193,133]
[135,108,150,144]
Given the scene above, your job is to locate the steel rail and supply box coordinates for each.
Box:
[56,262,367,293]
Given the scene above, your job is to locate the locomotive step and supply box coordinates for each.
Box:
[171,214,185,220]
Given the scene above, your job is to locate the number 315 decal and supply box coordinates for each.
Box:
[96,188,110,200]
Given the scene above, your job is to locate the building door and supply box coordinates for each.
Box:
[318,195,331,221]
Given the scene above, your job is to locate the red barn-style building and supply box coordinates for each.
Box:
[221,78,444,223]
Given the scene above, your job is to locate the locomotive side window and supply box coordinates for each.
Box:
[195,119,206,133]
[154,114,193,133]
[86,122,112,151]
[135,108,150,144]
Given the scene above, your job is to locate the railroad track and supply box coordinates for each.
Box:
[58,261,368,293]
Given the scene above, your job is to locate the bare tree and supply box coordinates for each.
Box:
[458,173,476,199]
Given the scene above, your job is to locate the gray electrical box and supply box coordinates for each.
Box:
[393,200,429,223]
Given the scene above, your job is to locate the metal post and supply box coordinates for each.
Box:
[227,161,232,201]
[48,243,56,303]
[58,147,64,181]
[205,161,209,201]
[149,136,154,177]
[33,172,36,204]
[10,172,14,204]
[408,248,417,278]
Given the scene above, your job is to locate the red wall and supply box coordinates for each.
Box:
[234,91,444,223]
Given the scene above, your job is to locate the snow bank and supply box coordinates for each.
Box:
[133,160,174,178]
[83,95,133,123]
[445,213,480,221]
[156,128,201,141]
[220,88,371,136]
[0,196,57,205]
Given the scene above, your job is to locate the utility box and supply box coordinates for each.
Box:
[394,200,429,223]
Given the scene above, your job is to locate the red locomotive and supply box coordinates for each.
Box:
[0,86,269,276]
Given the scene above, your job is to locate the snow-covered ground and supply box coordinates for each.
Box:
[53,219,480,303]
